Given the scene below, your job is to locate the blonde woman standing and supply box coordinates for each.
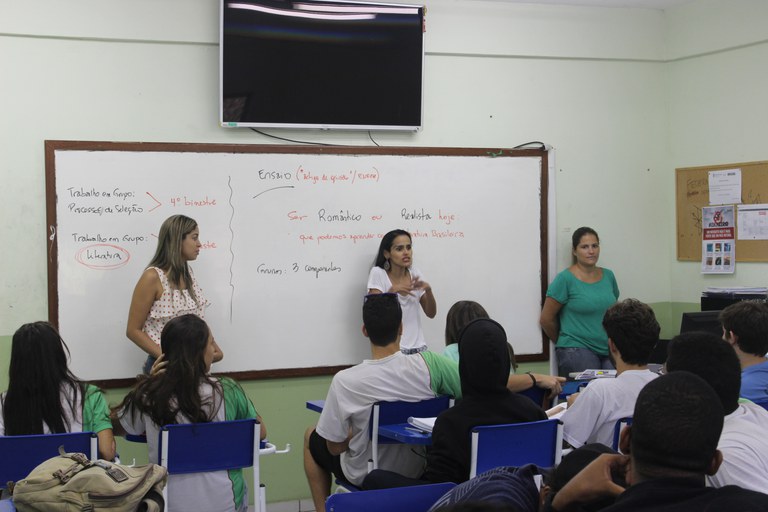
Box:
[126,214,223,374]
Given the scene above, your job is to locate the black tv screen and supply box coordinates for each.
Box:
[220,0,425,131]
[679,310,723,337]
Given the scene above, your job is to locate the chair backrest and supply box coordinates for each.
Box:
[326,482,455,512]
[516,386,551,409]
[557,380,590,404]
[159,419,261,512]
[752,399,768,411]
[612,417,633,452]
[0,431,97,488]
[370,396,451,469]
[469,419,563,478]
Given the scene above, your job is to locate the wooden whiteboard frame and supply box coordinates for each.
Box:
[45,140,550,388]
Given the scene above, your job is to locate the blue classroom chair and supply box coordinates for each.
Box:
[335,396,452,492]
[612,417,633,452]
[517,385,552,409]
[0,431,97,490]
[370,396,452,470]
[469,419,563,478]
[326,482,455,512]
[158,419,289,512]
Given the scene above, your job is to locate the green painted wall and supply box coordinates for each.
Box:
[0,301,702,503]
[648,301,700,339]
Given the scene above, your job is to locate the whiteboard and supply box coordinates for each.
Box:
[45,141,549,385]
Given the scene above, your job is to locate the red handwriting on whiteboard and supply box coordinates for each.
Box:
[438,209,456,225]
[294,165,380,185]
[170,195,217,207]
[288,211,308,221]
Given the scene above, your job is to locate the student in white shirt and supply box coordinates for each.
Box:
[666,331,768,492]
[719,300,768,401]
[303,293,461,512]
[561,299,660,448]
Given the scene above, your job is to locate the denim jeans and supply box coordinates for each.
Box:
[556,347,614,377]
[142,355,157,376]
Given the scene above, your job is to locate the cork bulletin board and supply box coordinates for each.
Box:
[676,161,768,261]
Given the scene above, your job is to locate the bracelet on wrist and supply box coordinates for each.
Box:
[526,371,537,388]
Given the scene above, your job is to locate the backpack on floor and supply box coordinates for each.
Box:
[10,447,167,512]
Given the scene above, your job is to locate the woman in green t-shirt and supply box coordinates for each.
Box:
[540,227,620,377]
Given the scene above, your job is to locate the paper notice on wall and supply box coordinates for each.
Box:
[708,169,741,205]
[737,203,768,240]
[701,205,735,274]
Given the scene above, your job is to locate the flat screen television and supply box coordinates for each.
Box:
[220,0,425,131]
[679,310,723,337]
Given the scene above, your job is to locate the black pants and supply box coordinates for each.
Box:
[362,469,433,490]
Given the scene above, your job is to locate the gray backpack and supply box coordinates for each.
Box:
[10,448,167,512]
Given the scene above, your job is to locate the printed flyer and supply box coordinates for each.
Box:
[701,205,735,274]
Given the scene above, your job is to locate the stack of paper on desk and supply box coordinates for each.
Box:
[407,416,436,433]
[569,369,617,380]
[704,286,768,295]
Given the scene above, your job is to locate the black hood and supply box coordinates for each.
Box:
[458,318,511,398]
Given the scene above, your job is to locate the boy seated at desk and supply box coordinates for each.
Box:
[303,293,463,512]
[365,318,547,489]
[551,372,768,512]
[665,331,768,492]
[719,300,768,402]
[559,299,659,448]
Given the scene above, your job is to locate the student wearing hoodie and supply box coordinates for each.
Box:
[425,318,548,484]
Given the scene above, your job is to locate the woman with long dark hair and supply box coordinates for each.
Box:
[115,314,265,512]
[0,321,115,460]
[367,229,436,354]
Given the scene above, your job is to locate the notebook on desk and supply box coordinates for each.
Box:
[407,417,436,433]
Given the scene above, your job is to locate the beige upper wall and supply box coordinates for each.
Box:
[2,0,665,60]
[665,0,768,60]
[0,0,220,42]
[664,0,768,301]
[1,0,766,332]
[424,0,665,59]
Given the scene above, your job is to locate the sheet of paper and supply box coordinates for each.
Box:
[708,168,741,205]
[546,403,567,420]
[407,416,436,432]
[737,203,768,240]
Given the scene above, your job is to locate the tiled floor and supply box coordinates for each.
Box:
[249,499,315,512]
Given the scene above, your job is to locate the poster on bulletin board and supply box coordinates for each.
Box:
[701,205,735,274]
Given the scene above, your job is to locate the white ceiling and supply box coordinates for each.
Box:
[475,0,696,10]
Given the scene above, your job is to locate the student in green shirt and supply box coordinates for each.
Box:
[0,321,115,461]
